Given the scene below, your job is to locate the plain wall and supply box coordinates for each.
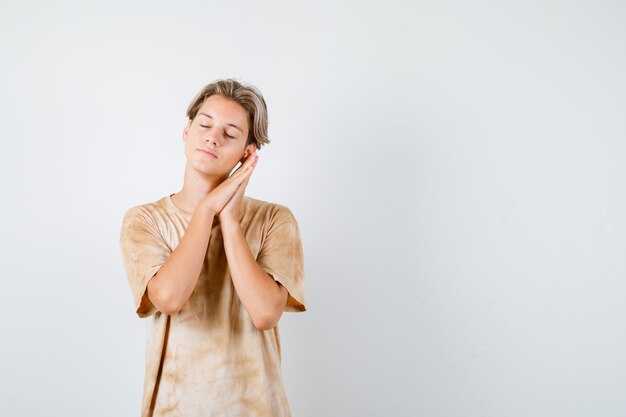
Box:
[1,0,625,416]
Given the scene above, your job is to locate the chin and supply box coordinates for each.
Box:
[188,161,223,177]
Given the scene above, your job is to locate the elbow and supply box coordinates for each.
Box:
[253,318,277,331]
[159,300,182,315]
[252,309,282,331]
[155,291,183,315]
[252,284,288,330]
[147,280,182,315]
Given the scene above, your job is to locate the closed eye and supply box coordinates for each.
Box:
[200,124,234,139]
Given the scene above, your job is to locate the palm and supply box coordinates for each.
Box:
[219,179,246,221]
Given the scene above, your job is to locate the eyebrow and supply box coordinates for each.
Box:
[198,112,243,133]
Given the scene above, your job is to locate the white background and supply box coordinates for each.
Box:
[1,1,625,416]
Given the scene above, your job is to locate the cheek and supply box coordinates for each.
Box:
[184,141,199,161]
[224,154,240,166]
[222,151,243,167]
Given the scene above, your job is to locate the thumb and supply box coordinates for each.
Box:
[233,174,249,198]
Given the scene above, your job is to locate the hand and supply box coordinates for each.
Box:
[218,151,258,223]
[200,149,258,216]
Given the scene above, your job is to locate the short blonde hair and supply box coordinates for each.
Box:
[186,79,270,150]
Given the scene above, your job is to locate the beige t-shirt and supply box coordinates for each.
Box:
[119,194,306,417]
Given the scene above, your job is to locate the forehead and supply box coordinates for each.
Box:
[196,95,249,131]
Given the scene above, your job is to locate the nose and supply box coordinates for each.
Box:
[205,129,224,147]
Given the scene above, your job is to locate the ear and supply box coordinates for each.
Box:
[240,143,256,161]
[182,119,192,141]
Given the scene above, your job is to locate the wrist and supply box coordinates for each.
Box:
[197,204,217,218]
[219,215,240,228]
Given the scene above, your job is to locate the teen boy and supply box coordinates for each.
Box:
[119,79,306,417]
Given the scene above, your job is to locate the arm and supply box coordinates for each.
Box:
[148,152,259,314]
[220,218,288,330]
[217,150,289,329]
[146,206,215,314]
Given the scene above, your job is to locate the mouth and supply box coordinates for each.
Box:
[198,148,218,158]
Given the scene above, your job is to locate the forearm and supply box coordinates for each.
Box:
[147,205,215,314]
[220,218,287,330]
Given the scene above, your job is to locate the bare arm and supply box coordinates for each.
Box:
[146,206,215,314]
[221,218,288,330]
[217,152,288,330]
[148,152,259,315]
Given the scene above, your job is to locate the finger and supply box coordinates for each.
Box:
[243,152,258,169]
[209,156,256,211]
[240,156,258,180]
[241,171,252,187]
[224,173,249,208]
[234,177,248,198]
[228,165,254,196]
[231,154,258,181]
[222,159,255,192]
[216,166,254,206]
[230,151,256,173]
[233,153,257,175]
[229,158,251,177]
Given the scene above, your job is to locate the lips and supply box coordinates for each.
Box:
[198,148,217,158]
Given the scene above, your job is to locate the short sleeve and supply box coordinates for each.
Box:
[119,207,172,318]
[256,206,306,312]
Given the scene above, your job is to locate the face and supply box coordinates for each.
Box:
[182,94,256,179]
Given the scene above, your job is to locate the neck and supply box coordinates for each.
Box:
[172,163,228,214]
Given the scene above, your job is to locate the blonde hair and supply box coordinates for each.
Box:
[186,79,270,150]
